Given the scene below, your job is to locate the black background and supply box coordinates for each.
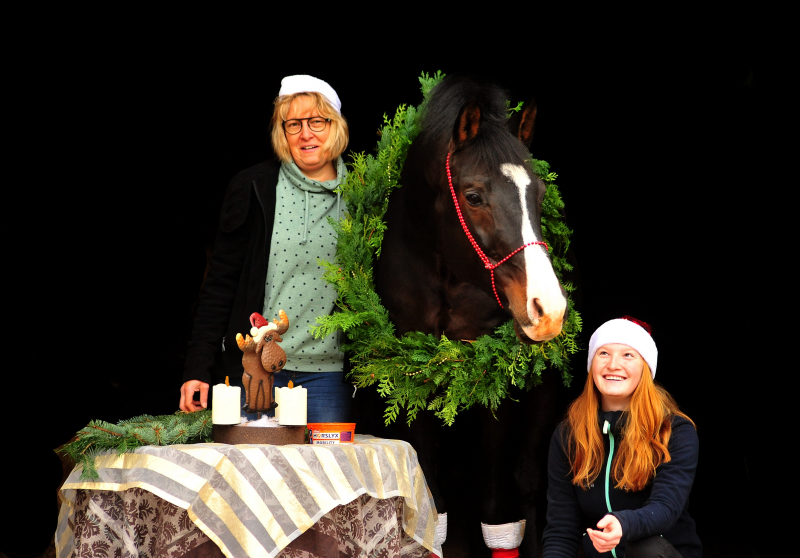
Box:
[5,20,762,558]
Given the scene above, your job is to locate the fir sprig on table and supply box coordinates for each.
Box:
[58,411,213,480]
[312,71,582,426]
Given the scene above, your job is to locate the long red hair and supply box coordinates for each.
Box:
[565,361,695,491]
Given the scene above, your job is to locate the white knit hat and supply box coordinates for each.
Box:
[587,317,658,378]
[278,75,341,114]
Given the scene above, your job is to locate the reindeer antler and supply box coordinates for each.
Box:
[236,332,255,351]
[272,309,289,335]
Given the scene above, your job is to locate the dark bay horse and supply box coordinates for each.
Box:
[371,76,569,556]
[376,78,566,343]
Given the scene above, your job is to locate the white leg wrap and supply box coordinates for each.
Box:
[481,519,526,549]
[433,512,448,547]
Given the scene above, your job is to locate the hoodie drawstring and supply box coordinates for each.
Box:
[300,190,310,245]
[603,419,618,558]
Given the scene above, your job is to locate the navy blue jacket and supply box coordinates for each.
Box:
[543,410,702,558]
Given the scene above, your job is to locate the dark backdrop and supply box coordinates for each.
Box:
[6,27,760,558]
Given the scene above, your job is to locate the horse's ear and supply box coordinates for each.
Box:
[510,98,537,148]
[453,101,481,148]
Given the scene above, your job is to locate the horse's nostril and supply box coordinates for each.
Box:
[530,297,544,323]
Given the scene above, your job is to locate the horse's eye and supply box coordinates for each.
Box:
[465,193,482,206]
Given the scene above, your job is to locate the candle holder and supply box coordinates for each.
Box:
[211,423,306,445]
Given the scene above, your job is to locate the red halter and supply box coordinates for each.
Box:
[446,152,549,308]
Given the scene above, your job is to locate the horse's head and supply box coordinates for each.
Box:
[441,96,567,343]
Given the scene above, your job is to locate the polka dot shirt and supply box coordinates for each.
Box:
[263,159,346,372]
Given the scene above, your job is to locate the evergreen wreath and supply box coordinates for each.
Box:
[312,71,582,426]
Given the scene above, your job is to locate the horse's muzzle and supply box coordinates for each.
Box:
[510,287,568,343]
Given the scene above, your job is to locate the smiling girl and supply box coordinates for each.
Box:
[543,317,701,558]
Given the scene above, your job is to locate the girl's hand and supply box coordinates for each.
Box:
[586,514,622,553]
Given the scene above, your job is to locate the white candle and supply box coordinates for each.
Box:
[212,383,241,425]
[276,385,307,426]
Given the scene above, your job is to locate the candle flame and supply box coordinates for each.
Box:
[225,376,230,387]
[288,380,294,389]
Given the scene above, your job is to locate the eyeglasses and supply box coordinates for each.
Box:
[282,117,330,135]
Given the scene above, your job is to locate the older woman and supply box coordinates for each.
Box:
[543,317,701,558]
[179,75,353,423]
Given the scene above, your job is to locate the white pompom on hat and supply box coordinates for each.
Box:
[587,317,658,378]
[278,75,341,114]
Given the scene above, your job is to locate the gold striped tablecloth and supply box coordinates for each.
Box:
[56,434,439,558]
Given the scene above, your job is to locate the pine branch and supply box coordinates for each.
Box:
[59,410,213,480]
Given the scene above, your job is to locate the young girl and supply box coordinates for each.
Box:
[543,317,701,558]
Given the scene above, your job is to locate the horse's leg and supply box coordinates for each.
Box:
[476,397,527,558]
[512,369,567,558]
[474,368,565,558]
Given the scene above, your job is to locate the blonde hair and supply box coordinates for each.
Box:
[270,92,349,164]
[565,361,695,491]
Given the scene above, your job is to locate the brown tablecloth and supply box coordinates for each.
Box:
[57,435,439,558]
[67,488,425,558]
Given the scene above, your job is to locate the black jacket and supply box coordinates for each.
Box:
[543,410,702,558]
[183,159,280,386]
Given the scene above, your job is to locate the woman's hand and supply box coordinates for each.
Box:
[180,380,209,412]
[586,514,622,553]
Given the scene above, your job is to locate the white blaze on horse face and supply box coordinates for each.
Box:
[500,163,566,339]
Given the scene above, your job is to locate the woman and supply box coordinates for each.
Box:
[542,317,701,558]
[179,75,353,423]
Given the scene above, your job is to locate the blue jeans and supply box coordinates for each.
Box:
[237,370,355,423]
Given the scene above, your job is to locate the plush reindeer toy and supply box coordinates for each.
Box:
[236,310,290,413]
